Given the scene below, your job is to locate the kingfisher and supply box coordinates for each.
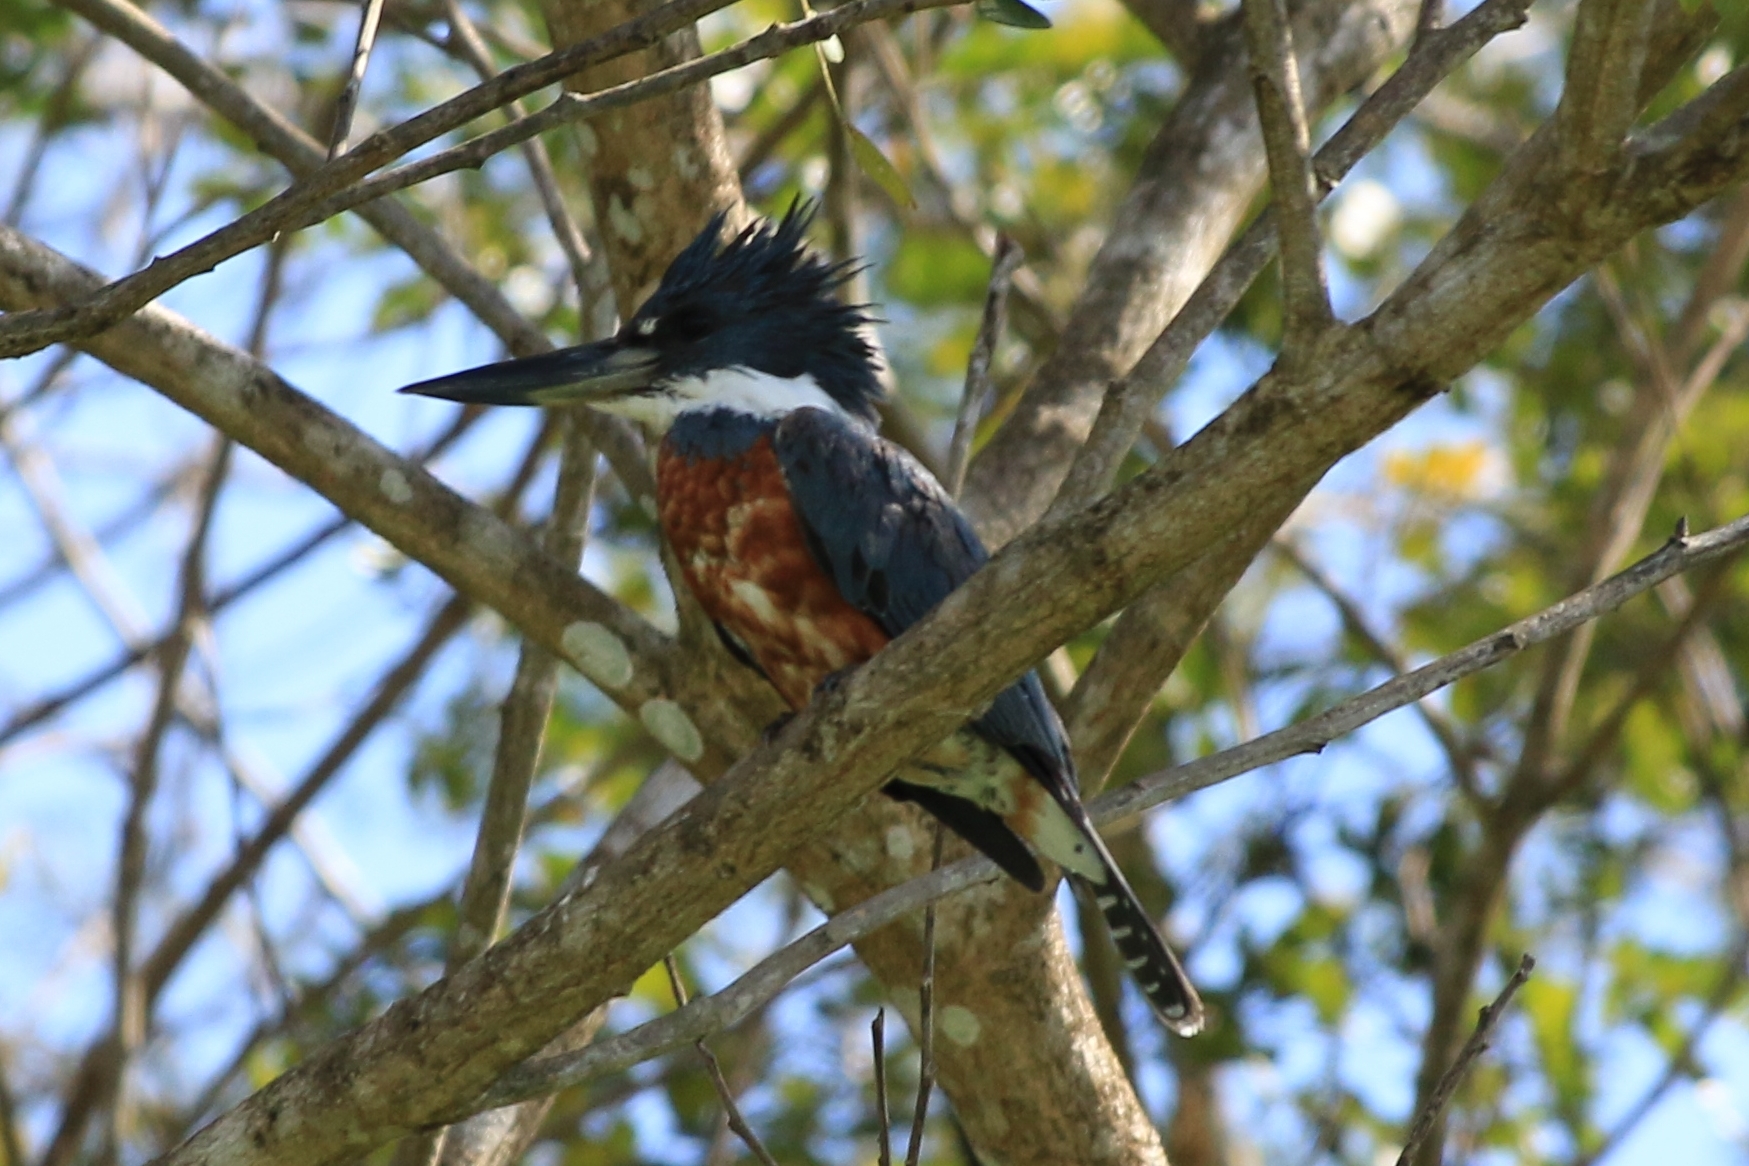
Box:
[400,206,1204,1036]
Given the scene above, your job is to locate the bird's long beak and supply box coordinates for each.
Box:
[397,339,660,407]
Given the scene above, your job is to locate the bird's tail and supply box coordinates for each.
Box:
[1069,858,1203,1036]
[1029,792,1204,1036]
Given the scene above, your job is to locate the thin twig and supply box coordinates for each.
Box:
[946,235,1021,498]
[664,958,781,1166]
[328,0,389,157]
[439,0,594,297]
[1394,954,1535,1166]
[904,826,944,1166]
[1048,0,1533,520]
[7,0,965,360]
[475,512,1749,1111]
[1240,0,1333,352]
[50,0,653,501]
[872,1010,892,1166]
[0,409,492,752]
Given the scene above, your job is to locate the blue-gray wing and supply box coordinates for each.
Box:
[771,407,1075,793]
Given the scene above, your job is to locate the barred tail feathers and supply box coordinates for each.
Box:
[1070,866,1203,1037]
[1018,790,1204,1036]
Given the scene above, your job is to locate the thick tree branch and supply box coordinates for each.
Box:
[1048,0,1534,521]
[479,512,1749,1109]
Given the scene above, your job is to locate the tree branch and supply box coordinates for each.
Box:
[3,0,962,361]
[2,0,744,360]
[1395,954,1535,1166]
[477,512,1749,1111]
[1048,0,1533,521]
[1556,0,1658,180]
[1241,0,1334,351]
[50,0,653,500]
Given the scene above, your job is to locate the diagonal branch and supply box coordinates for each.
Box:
[1048,0,1534,521]
[1,0,962,361]
[49,0,651,500]
[1395,954,1535,1166]
[481,513,1749,1110]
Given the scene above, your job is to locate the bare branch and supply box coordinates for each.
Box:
[903,828,942,1166]
[1241,0,1334,350]
[663,958,780,1166]
[438,0,595,297]
[0,226,711,763]
[1049,0,1533,520]
[328,0,390,157]
[50,0,652,499]
[453,424,597,966]
[945,236,1021,498]
[1555,0,1658,179]
[872,1011,891,1166]
[1394,954,1535,1166]
[0,412,488,752]
[4,0,962,361]
[1098,514,1749,823]
[479,513,1749,1110]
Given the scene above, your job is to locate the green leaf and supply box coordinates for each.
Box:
[976,0,1052,29]
[845,123,916,210]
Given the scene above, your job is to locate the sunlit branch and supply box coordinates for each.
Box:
[1240,0,1333,351]
[475,513,1749,1109]
[1395,954,1535,1166]
[1049,0,1534,520]
[48,0,653,500]
[3,0,959,361]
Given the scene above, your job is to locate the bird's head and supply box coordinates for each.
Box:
[399,204,884,431]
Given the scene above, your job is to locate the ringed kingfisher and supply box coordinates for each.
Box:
[401,206,1204,1036]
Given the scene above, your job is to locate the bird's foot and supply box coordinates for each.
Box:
[813,665,860,700]
[761,711,796,745]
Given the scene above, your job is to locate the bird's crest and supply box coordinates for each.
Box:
[630,203,886,424]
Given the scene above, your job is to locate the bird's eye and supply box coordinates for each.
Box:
[634,317,659,338]
[662,305,713,342]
